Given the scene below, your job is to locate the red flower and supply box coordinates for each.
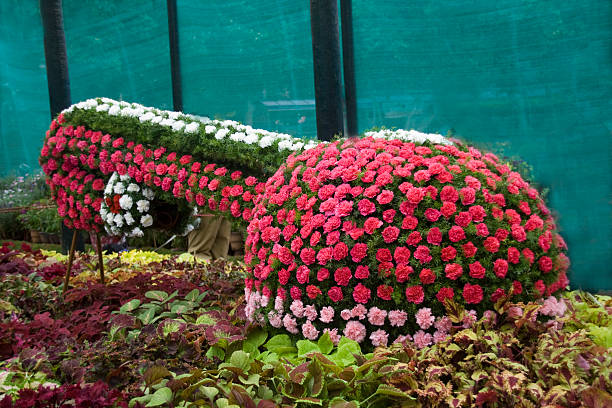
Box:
[278,269,290,285]
[483,236,500,253]
[424,208,441,222]
[512,280,523,295]
[493,259,509,278]
[507,247,520,264]
[534,280,546,296]
[317,247,333,265]
[290,286,302,300]
[538,256,553,272]
[334,267,352,286]
[522,248,535,265]
[427,227,442,246]
[511,224,527,242]
[317,268,330,281]
[406,231,422,246]
[463,283,483,304]
[413,245,432,264]
[393,246,411,264]
[300,248,316,265]
[353,283,371,304]
[436,287,454,303]
[328,286,343,302]
[376,190,394,205]
[491,288,506,302]
[377,285,394,300]
[454,211,472,227]
[382,226,400,243]
[419,268,436,284]
[306,285,322,299]
[395,265,413,283]
[448,226,465,242]
[460,187,476,205]
[445,263,463,280]
[401,215,418,230]
[376,248,392,262]
[405,285,425,304]
[382,209,396,223]
[363,217,383,234]
[350,243,368,262]
[468,261,486,279]
[469,205,487,222]
[440,185,459,202]
[406,187,425,204]
[462,241,477,258]
[296,265,310,284]
[440,201,456,218]
[333,242,348,260]
[441,246,457,261]
[355,265,370,279]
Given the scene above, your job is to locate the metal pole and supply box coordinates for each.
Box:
[340,0,358,137]
[62,229,78,295]
[96,233,105,284]
[167,0,183,112]
[310,0,344,141]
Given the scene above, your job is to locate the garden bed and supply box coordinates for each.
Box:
[0,241,609,407]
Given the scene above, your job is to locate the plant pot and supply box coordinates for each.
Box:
[50,233,61,244]
[30,230,41,243]
[40,232,51,243]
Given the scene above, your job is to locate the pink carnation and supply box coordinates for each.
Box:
[351,304,368,320]
[340,309,352,320]
[415,307,435,330]
[388,310,408,327]
[413,330,433,349]
[343,320,367,343]
[324,328,341,345]
[369,329,389,347]
[290,300,304,318]
[302,321,319,340]
[283,314,298,334]
[367,307,387,326]
[319,306,335,323]
[304,305,318,321]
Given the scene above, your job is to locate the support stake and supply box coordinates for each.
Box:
[96,233,105,284]
[62,229,78,296]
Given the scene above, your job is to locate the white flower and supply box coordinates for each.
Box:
[114,214,124,227]
[277,140,293,151]
[100,207,108,219]
[142,188,154,200]
[141,214,153,228]
[119,174,130,182]
[124,212,135,225]
[113,182,125,195]
[172,120,185,131]
[215,129,229,140]
[139,112,155,122]
[119,101,130,107]
[205,125,216,134]
[130,227,144,237]
[151,116,163,124]
[96,104,110,112]
[105,212,114,224]
[136,200,150,213]
[230,132,246,142]
[119,195,133,210]
[127,183,140,192]
[168,111,180,120]
[184,122,199,133]
[244,133,258,145]
[258,136,273,148]
[108,105,121,116]
[160,118,175,127]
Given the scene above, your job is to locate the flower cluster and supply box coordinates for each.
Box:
[39,112,267,232]
[244,136,570,347]
[100,172,155,237]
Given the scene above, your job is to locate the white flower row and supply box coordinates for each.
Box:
[363,129,453,146]
[62,98,318,153]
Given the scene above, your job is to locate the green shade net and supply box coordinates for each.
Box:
[352,0,612,291]
[0,1,51,175]
[63,0,173,110]
[177,0,316,139]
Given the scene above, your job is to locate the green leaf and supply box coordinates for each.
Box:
[317,332,334,355]
[196,313,217,326]
[145,387,173,407]
[170,301,191,315]
[244,327,268,353]
[200,386,219,400]
[329,399,359,408]
[145,291,168,302]
[206,346,225,360]
[297,340,320,357]
[264,334,296,355]
[119,299,141,313]
[143,366,172,388]
[185,289,201,302]
[330,337,361,366]
[229,350,251,371]
[138,308,158,325]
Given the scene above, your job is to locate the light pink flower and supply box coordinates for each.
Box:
[388,310,408,327]
[462,310,477,328]
[274,296,284,312]
[351,304,367,320]
[283,314,298,334]
[433,330,449,344]
[302,320,319,340]
[319,306,335,323]
[369,329,389,347]
[268,311,282,328]
[413,330,433,349]
[290,300,304,318]
[324,328,341,345]
[340,309,352,320]
[540,296,567,317]
[304,305,318,321]
[343,321,367,343]
[415,308,435,330]
[367,307,387,326]
[434,316,452,332]
[393,334,412,345]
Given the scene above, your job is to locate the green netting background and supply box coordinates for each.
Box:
[0,0,610,290]
[352,0,612,291]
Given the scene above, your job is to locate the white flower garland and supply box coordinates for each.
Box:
[101,172,155,237]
